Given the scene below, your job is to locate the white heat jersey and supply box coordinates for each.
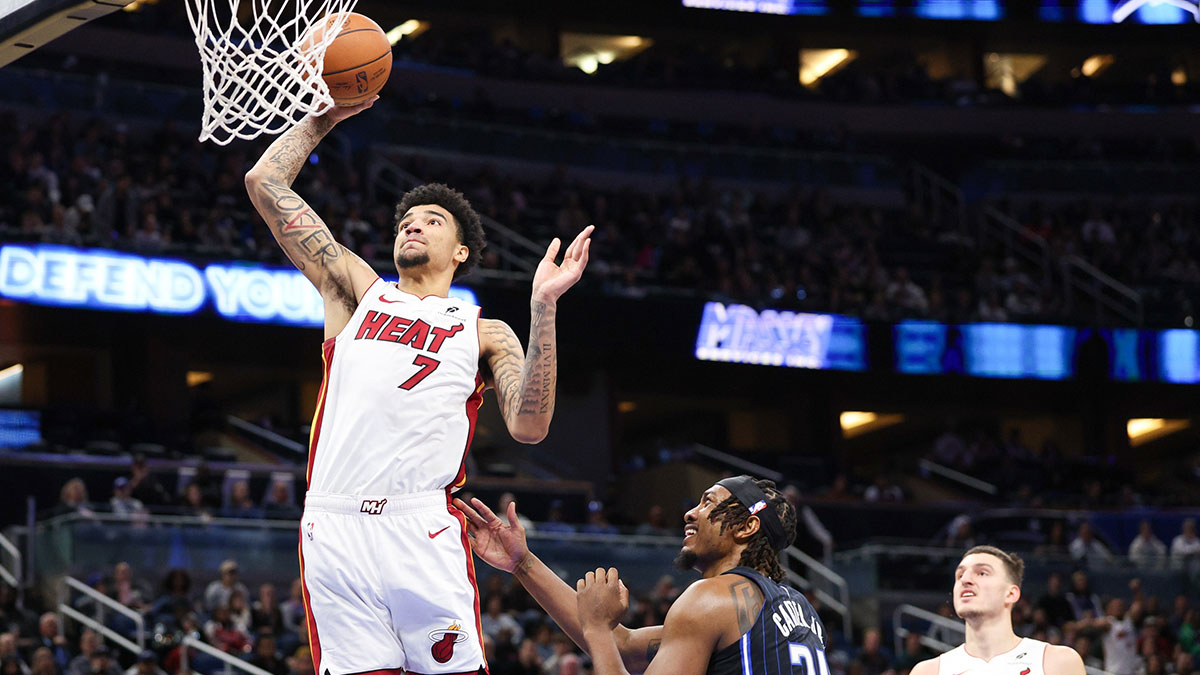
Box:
[938,638,1048,675]
[306,278,485,496]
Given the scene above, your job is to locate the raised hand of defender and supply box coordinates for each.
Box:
[532,225,593,303]
[453,497,530,574]
[321,95,379,124]
[577,567,628,632]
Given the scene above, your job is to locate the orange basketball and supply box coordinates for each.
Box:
[305,13,392,106]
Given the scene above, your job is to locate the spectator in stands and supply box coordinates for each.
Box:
[1069,522,1114,566]
[149,570,194,628]
[863,475,904,502]
[58,478,94,519]
[109,477,148,519]
[228,589,252,635]
[926,602,959,647]
[204,603,251,654]
[0,635,26,675]
[65,629,101,675]
[124,650,167,675]
[286,645,314,675]
[1171,651,1195,675]
[851,627,893,675]
[554,653,582,675]
[247,633,288,675]
[252,584,283,636]
[1170,518,1200,575]
[1067,570,1104,621]
[31,613,69,671]
[536,500,576,534]
[1074,635,1102,670]
[222,481,261,519]
[892,632,930,673]
[633,504,672,537]
[113,562,149,610]
[885,267,928,315]
[81,646,119,675]
[27,648,55,675]
[0,585,33,637]
[580,501,618,535]
[1179,610,1200,660]
[944,514,977,550]
[204,560,248,612]
[279,579,306,640]
[1130,520,1169,569]
[127,455,170,508]
[480,594,523,647]
[181,482,213,523]
[262,481,299,520]
[1079,596,1140,675]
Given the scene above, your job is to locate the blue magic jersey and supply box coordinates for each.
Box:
[708,567,828,675]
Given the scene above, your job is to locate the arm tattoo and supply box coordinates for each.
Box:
[484,301,559,438]
[646,639,661,663]
[482,321,527,423]
[730,580,762,635]
[259,116,335,186]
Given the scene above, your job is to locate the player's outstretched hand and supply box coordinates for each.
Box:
[321,95,379,124]
[531,225,593,304]
[576,567,628,633]
[454,496,530,574]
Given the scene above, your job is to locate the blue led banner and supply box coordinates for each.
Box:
[0,244,477,327]
[694,302,867,371]
[680,0,830,15]
[895,321,1077,380]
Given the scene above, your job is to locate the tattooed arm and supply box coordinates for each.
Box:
[579,573,762,675]
[479,225,593,444]
[244,101,379,339]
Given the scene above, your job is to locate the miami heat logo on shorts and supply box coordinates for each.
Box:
[428,621,469,663]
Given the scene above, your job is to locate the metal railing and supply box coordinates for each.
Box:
[60,576,146,649]
[979,207,1052,289]
[690,444,783,482]
[909,163,968,236]
[1061,254,1144,326]
[57,604,141,655]
[893,603,1114,675]
[918,459,999,496]
[782,546,852,639]
[226,415,305,457]
[0,531,21,590]
[181,635,275,675]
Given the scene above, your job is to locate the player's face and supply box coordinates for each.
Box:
[953,553,1019,620]
[394,204,468,275]
[678,485,734,570]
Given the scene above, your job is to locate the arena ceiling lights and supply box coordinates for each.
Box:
[560,33,652,75]
[983,52,1047,97]
[1126,418,1190,446]
[385,19,427,46]
[799,48,856,88]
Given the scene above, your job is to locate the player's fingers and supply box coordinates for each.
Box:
[618,580,629,606]
[577,238,591,267]
[577,578,586,592]
[607,567,619,585]
[544,237,561,263]
[452,498,480,524]
[574,226,594,260]
[567,226,592,261]
[506,500,522,531]
[469,497,500,522]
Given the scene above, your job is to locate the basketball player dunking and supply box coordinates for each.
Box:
[456,476,829,674]
[245,99,592,675]
[911,546,1085,675]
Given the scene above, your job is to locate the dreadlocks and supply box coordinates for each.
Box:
[707,478,797,582]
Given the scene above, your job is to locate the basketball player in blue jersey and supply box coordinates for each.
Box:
[245,99,593,675]
[455,476,829,674]
[910,546,1085,675]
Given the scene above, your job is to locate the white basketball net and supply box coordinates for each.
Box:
[185,0,360,145]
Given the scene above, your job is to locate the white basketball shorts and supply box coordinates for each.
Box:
[299,490,487,675]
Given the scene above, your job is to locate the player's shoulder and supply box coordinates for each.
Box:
[909,656,940,675]
[1043,643,1086,672]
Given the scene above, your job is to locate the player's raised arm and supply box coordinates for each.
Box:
[480,225,593,444]
[244,101,378,337]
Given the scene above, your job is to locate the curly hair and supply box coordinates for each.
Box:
[393,183,486,279]
[708,479,797,582]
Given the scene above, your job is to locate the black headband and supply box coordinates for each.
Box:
[716,476,789,553]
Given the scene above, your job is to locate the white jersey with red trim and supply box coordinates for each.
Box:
[306,278,485,496]
[938,637,1048,675]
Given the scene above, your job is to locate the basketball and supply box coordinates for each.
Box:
[305,12,392,106]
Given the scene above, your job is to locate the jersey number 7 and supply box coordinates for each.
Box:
[399,355,440,390]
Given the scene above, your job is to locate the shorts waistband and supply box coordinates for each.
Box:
[303,490,447,515]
